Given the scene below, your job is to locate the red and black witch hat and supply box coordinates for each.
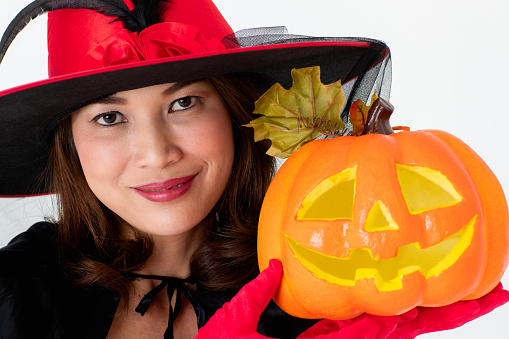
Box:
[0,0,391,196]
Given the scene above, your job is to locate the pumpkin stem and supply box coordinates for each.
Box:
[359,98,395,136]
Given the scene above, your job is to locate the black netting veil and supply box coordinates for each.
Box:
[223,27,392,134]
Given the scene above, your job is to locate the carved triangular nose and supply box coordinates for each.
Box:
[364,200,399,232]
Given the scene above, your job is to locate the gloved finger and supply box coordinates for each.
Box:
[195,259,283,338]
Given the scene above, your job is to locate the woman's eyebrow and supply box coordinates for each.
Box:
[162,80,201,96]
[93,95,127,105]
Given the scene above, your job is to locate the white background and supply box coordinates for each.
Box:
[1,0,509,337]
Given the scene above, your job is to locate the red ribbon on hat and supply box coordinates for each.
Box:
[78,22,227,71]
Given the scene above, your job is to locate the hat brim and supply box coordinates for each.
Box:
[0,38,390,196]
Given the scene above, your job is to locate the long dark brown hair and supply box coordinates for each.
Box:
[47,74,275,304]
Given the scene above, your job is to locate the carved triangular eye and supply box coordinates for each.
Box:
[396,164,462,215]
[297,166,356,220]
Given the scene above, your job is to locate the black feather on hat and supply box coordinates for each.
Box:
[0,0,171,64]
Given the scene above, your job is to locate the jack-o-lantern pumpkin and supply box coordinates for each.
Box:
[257,98,509,320]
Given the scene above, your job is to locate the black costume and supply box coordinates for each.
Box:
[0,222,317,339]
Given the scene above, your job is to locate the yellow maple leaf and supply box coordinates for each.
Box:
[245,66,346,158]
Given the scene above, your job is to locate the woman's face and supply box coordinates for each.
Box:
[71,80,235,237]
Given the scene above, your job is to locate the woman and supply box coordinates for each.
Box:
[52,76,277,338]
[0,0,395,338]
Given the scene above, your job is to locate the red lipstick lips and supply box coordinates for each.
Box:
[133,174,196,202]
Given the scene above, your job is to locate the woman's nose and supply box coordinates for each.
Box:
[132,119,182,169]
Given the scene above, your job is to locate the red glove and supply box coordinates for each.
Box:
[298,283,509,338]
[195,259,509,339]
[194,259,283,339]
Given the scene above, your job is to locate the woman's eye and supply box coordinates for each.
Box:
[169,96,199,113]
[92,112,125,126]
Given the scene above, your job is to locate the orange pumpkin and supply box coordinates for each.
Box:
[257,100,509,320]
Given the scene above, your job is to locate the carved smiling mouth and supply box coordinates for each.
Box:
[285,215,476,292]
